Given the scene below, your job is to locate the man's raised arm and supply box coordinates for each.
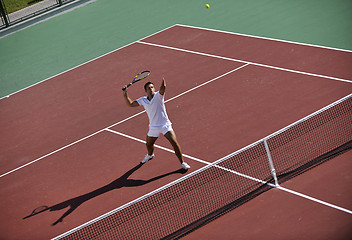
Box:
[159,78,166,95]
[123,88,139,107]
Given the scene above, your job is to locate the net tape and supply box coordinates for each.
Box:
[54,93,352,240]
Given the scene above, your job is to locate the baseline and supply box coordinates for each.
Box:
[141,25,352,81]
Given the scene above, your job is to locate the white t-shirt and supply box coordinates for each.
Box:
[137,91,171,128]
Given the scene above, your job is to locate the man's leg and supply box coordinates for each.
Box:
[142,135,158,163]
[146,135,158,156]
[164,131,184,164]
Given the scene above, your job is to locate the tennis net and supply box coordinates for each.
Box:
[53,93,352,240]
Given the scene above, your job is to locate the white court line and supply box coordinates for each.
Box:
[105,129,352,215]
[278,186,352,215]
[0,65,248,178]
[107,129,268,185]
[137,41,352,84]
[0,129,102,178]
[165,64,249,102]
[0,109,148,178]
[105,128,210,165]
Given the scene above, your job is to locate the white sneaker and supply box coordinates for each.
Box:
[181,162,190,170]
[142,154,154,163]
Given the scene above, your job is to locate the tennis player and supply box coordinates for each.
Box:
[123,78,190,170]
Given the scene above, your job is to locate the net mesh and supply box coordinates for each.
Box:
[218,141,273,183]
[267,96,352,180]
[59,166,267,240]
[55,94,352,240]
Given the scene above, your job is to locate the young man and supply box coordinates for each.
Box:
[122,78,190,170]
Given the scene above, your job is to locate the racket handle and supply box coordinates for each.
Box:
[122,83,132,91]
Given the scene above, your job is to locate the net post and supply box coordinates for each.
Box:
[263,138,279,187]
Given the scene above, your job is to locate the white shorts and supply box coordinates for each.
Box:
[148,125,173,137]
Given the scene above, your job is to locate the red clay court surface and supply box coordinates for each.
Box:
[0,24,351,239]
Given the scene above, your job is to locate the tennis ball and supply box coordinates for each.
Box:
[205,4,210,8]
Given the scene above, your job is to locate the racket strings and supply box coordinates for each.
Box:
[135,71,150,81]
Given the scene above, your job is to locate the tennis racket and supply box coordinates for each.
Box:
[122,70,151,91]
[23,205,49,219]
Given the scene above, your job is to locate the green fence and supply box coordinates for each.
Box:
[0,0,73,29]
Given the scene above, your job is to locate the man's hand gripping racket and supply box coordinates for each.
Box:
[122,70,151,91]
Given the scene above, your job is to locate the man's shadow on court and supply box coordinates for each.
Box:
[23,163,187,226]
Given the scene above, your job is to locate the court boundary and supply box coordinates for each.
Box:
[2,24,351,177]
[1,24,350,239]
[2,24,351,101]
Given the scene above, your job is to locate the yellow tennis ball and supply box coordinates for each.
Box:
[205,4,210,8]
